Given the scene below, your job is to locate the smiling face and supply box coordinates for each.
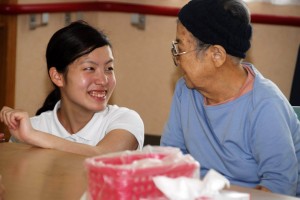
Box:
[56,45,116,114]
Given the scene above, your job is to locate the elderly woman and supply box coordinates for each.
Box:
[161,0,300,196]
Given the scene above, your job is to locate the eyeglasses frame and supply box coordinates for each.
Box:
[171,40,211,67]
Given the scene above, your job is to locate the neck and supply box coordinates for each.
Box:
[203,64,248,105]
[56,103,95,134]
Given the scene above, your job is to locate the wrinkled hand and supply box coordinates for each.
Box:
[255,185,271,192]
[0,106,33,143]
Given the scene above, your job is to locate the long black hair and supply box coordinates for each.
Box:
[36,20,111,115]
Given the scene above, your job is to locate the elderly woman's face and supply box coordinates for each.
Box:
[175,22,214,90]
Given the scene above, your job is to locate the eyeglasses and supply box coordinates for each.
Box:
[171,40,199,67]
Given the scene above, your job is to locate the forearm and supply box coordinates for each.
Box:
[252,102,298,195]
[27,130,102,156]
[27,129,138,156]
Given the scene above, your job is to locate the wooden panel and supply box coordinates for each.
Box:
[144,134,161,146]
[0,4,17,141]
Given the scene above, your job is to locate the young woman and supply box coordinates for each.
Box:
[0,21,144,156]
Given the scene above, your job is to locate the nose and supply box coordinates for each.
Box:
[95,71,108,86]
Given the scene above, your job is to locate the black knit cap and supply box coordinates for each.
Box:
[178,0,252,58]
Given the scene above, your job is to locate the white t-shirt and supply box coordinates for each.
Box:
[11,101,144,149]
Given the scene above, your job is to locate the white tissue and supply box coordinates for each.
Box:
[153,169,248,200]
[153,176,203,200]
[199,169,230,196]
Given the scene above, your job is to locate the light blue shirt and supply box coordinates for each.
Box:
[161,64,300,196]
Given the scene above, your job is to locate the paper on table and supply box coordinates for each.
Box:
[153,169,249,200]
[200,169,230,196]
[153,176,203,200]
[80,191,88,200]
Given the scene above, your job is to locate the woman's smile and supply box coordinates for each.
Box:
[88,90,107,100]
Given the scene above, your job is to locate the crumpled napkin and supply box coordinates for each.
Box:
[153,169,230,200]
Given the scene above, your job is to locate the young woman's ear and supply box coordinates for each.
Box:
[211,45,226,67]
[49,67,64,87]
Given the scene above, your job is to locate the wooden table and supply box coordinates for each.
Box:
[0,142,88,200]
[0,142,299,200]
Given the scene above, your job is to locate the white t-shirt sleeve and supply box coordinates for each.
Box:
[106,107,144,149]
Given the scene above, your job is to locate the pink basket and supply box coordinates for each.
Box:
[85,149,199,200]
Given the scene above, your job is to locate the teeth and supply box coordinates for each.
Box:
[89,91,106,98]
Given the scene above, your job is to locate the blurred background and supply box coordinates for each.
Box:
[0,0,299,141]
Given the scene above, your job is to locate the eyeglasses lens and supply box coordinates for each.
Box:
[171,42,179,66]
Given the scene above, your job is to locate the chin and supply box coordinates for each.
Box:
[92,104,107,112]
[184,79,194,89]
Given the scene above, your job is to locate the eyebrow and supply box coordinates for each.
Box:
[80,58,114,66]
[105,58,114,65]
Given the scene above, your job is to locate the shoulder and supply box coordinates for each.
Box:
[247,67,297,128]
[101,105,143,122]
[240,64,296,123]
[107,105,139,115]
[30,101,60,125]
[250,65,288,106]
[103,105,145,148]
[30,110,55,131]
[30,110,54,123]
